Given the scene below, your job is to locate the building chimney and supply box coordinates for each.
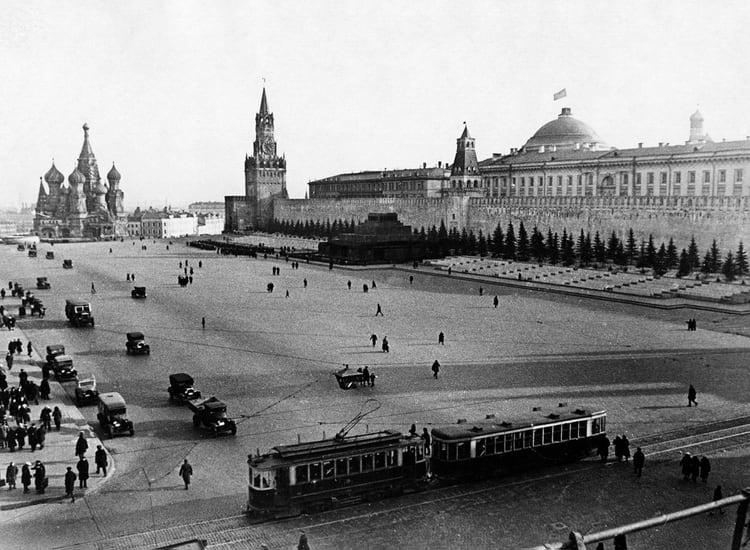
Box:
[658,142,663,147]
[638,142,643,148]
[560,107,572,116]
[438,161,442,168]
[423,162,427,169]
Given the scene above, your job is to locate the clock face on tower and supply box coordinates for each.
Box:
[262,138,274,156]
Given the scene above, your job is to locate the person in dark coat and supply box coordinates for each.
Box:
[5,461,18,489]
[375,303,382,316]
[431,360,440,379]
[621,435,631,461]
[361,366,370,387]
[20,462,31,493]
[613,436,622,461]
[633,447,645,477]
[77,457,90,488]
[36,425,45,450]
[493,295,499,308]
[39,378,50,400]
[15,425,25,450]
[178,459,193,489]
[26,341,32,357]
[680,452,692,480]
[438,332,445,345]
[6,427,16,452]
[33,460,46,494]
[711,485,724,515]
[52,406,62,430]
[381,337,389,353]
[297,532,310,550]
[690,455,700,482]
[64,466,77,502]
[27,424,37,452]
[700,456,711,483]
[598,436,610,462]
[95,445,108,476]
[18,369,27,388]
[370,334,377,347]
[688,384,698,407]
[75,432,88,458]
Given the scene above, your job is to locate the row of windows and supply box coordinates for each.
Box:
[435,418,603,462]
[294,448,405,485]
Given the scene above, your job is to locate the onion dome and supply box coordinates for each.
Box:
[524,107,605,151]
[68,167,85,185]
[690,108,703,123]
[44,162,64,185]
[106,162,121,182]
[94,180,107,194]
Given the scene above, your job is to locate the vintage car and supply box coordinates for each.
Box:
[75,373,99,406]
[97,392,134,437]
[334,365,369,389]
[28,249,37,258]
[36,277,51,290]
[131,286,147,299]
[126,332,151,355]
[45,251,54,260]
[17,244,25,251]
[45,344,65,363]
[187,396,237,436]
[48,353,78,381]
[62,259,73,269]
[65,299,94,327]
[168,373,202,403]
[27,297,45,316]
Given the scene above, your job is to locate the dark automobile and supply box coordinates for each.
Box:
[75,373,99,406]
[131,286,147,299]
[45,251,54,260]
[62,259,73,269]
[126,332,150,355]
[48,354,78,381]
[36,277,51,289]
[168,373,202,403]
[187,396,237,436]
[97,392,134,437]
[45,344,65,363]
[17,244,24,251]
[65,299,94,327]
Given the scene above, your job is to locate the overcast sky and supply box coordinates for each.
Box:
[1,0,749,209]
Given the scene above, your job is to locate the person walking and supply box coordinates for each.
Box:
[179,459,193,490]
[432,360,440,379]
[6,352,13,371]
[33,460,46,494]
[64,466,77,502]
[77,456,89,488]
[680,452,692,480]
[381,337,389,353]
[700,456,711,483]
[20,462,31,493]
[75,432,88,458]
[298,532,310,550]
[493,295,499,308]
[690,455,700,482]
[40,378,50,400]
[26,341,32,357]
[90,282,96,295]
[370,334,377,347]
[347,280,352,290]
[95,445,108,476]
[688,384,698,407]
[375,303,383,316]
[362,366,370,387]
[201,317,206,329]
[52,406,62,431]
[633,447,645,477]
[5,461,18,489]
[621,434,631,461]
[438,332,444,345]
[711,485,724,515]
[598,436,610,462]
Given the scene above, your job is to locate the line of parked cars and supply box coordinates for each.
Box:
[168,373,237,436]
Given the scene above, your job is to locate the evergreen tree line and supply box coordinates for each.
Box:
[269,217,749,280]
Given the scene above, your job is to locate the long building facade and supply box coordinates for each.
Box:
[33,124,126,239]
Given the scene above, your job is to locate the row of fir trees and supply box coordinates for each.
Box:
[268,217,748,281]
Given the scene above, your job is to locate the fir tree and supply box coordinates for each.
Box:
[491,223,504,258]
[562,230,576,266]
[687,236,700,269]
[576,229,587,264]
[504,222,516,260]
[467,229,477,255]
[607,230,620,261]
[666,237,678,269]
[655,243,668,276]
[722,252,737,281]
[531,226,546,262]
[594,231,606,264]
[700,250,713,274]
[438,221,449,257]
[646,235,657,268]
[550,233,560,265]
[736,241,749,277]
[677,249,692,277]
[517,222,529,261]
[477,230,488,257]
[709,239,721,272]
[636,241,647,271]
[459,228,469,255]
[626,228,637,263]
[427,225,439,257]
[615,242,627,266]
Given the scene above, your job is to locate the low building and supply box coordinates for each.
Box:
[140,209,197,239]
[188,201,225,215]
[196,213,224,235]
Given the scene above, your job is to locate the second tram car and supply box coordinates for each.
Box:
[430,405,607,480]
[247,430,427,517]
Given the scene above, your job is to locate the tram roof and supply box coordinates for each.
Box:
[431,406,606,440]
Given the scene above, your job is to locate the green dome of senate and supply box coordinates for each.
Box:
[524,107,606,151]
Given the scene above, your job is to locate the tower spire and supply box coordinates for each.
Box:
[259,87,269,116]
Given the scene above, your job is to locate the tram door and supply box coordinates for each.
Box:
[275,467,290,506]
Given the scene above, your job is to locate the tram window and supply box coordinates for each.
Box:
[533,429,542,446]
[600,417,606,432]
[580,421,588,436]
[362,454,374,472]
[543,427,552,444]
[570,422,578,439]
[375,452,386,469]
[458,441,470,460]
[295,465,308,484]
[415,445,424,461]
[439,442,448,461]
[261,471,275,488]
[476,438,486,457]
[553,425,562,442]
[348,456,361,474]
[514,432,524,450]
[387,449,398,467]
[562,423,570,440]
[486,436,495,454]
[592,418,600,434]
[253,473,261,489]
[524,430,533,448]
[336,458,347,476]
[448,443,457,461]
[323,461,335,479]
[505,436,513,452]
[309,462,322,481]
[495,436,504,454]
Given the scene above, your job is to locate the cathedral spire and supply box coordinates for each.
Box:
[79,122,95,158]
[259,87,269,116]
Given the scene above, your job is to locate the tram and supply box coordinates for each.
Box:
[430,405,607,480]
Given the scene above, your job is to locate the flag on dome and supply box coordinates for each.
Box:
[553,88,567,101]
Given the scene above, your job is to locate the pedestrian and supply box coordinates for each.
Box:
[21,462,31,493]
[711,485,724,514]
[127,273,130,281]
[202,317,206,329]
[432,360,440,379]
[680,452,692,480]
[6,427,16,452]
[409,275,413,284]
[6,352,12,371]
[370,333,377,347]
[700,456,711,483]
[598,436,610,462]
[53,406,62,430]
[371,280,376,289]
[91,282,96,294]
[438,331,444,345]
[690,455,700,482]
[36,425,45,450]
[95,445,108,476]
[27,424,37,452]
[633,447,645,477]
[375,303,383,316]
[363,283,368,293]
[285,289,289,298]
[179,458,193,489]
[347,280,352,290]
[198,261,202,268]
[33,460,46,494]
[370,372,376,387]
[409,423,417,437]
[479,286,483,296]
[303,279,307,288]
[64,466,77,502]
[362,366,370,387]
[26,341,32,357]
[381,337,389,353]
[688,384,698,407]
[40,378,50,400]
[77,456,89,488]
[18,368,27,387]
[613,435,622,461]
[493,295,499,308]
[75,431,88,458]
[298,532,310,550]
[5,461,18,489]
[621,434,631,461]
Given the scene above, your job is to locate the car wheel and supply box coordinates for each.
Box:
[129,429,135,437]
[231,424,237,436]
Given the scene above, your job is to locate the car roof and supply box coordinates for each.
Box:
[99,392,126,407]
[170,373,194,384]
[127,331,145,339]
[53,354,74,362]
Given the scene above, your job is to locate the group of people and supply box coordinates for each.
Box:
[61,433,109,502]
[679,452,712,483]
[4,459,47,494]
[597,435,645,477]
[686,318,698,331]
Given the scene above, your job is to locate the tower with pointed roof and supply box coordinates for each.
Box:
[449,123,482,193]
[244,87,287,228]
